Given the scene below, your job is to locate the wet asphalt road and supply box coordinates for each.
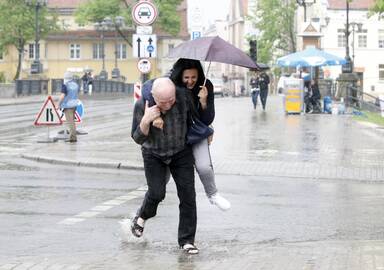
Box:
[1,94,384,269]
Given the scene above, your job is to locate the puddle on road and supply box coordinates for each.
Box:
[0,162,38,171]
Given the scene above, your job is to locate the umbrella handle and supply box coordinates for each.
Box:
[203,61,212,86]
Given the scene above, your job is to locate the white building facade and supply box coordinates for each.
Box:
[298,0,384,95]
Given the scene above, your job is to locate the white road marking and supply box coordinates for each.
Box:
[58,185,147,226]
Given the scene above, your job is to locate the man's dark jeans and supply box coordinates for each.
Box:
[260,89,268,110]
[138,146,196,246]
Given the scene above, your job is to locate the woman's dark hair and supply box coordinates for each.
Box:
[169,58,206,91]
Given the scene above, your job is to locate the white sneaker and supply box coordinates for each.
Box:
[209,193,231,211]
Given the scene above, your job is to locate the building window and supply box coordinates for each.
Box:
[337,29,346,48]
[379,30,384,48]
[92,43,103,59]
[379,64,384,80]
[29,43,40,59]
[116,43,127,59]
[70,44,80,59]
[164,43,175,56]
[357,30,367,48]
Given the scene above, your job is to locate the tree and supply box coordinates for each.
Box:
[75,0,183,45]
[369,0,384,18]
[247,0,296,64]
[0,0,59,80]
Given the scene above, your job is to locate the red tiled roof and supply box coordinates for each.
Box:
[328,0,375,10]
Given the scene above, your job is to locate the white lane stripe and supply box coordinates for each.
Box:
[58,218,85,225]
[0,264,19,270]
[116,195,137,200]
[90,205,114,211]
[13,262,37,270]
[46,265,66,270]
[75,211,99,218]
[103,199,126,206]
[58,185,147,225]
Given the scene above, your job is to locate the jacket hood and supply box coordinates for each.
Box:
[169,58,206,95]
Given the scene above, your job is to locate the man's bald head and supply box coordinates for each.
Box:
[151,77,176,112]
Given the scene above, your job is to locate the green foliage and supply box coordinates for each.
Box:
[153,0,183,36]
[0,72,5,83]
[353,110,384,127]
[247,0,296,64]
[75,0,129,25]
[369,0,384,18]
[0,0,59,80]
[75,0,183,37]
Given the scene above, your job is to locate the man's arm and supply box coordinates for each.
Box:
[131,98,160,144]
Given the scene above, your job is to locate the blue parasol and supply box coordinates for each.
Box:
[276,47,346,67]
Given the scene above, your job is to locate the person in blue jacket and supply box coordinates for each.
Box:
[58,71,79,143]
[142,59,231,211]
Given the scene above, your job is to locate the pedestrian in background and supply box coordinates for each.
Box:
[58,71,79,143]
[130,77,199,254]
[259,71,270,111]
[81,71,93,95]
[87,72,93,95]
[250,71,260,109]
[81,72,89,94]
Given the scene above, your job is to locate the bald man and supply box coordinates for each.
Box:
[131,77,198,254]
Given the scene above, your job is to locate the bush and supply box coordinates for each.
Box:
[0,72,5,83]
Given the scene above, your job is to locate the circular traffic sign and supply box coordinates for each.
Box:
[137,58,151,74]
[132,1,158,26]
[147,44,154,53]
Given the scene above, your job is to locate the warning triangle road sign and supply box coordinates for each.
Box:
[58,109,82,123]
[34,96,63,126]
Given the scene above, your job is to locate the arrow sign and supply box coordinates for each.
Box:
[136,37,142,58]
[132,34,157,58]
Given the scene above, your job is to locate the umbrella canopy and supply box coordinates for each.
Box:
[276,47,346,67]
[167,36,259,69]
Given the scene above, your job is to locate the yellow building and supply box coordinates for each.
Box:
[0,0,188,84]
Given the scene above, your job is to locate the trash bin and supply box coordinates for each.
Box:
[323,96,332,113]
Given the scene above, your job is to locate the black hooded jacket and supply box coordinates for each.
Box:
[169,58,215,126]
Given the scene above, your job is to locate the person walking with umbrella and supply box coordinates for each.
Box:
[170,59,230,210]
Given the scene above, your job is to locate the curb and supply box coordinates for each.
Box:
[21,154,144,171]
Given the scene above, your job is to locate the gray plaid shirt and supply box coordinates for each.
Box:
[131,87,189,158]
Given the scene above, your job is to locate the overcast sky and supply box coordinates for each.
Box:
[188,0,230,29]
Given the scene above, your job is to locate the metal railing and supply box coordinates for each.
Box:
[346,85,382,113]
[15,79,49,96]
[15,79,134,96]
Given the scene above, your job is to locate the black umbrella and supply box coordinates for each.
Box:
[167,36,259,69]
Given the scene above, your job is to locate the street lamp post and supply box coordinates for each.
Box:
[111,16,125,79]
[94,17,112,80]
[350,22,363,63]
[342,0,353,73]
[26,0,47,74]
[296,0,316,22]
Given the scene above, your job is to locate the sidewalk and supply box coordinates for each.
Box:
[16,94,384,181]
[0,95,46,106]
